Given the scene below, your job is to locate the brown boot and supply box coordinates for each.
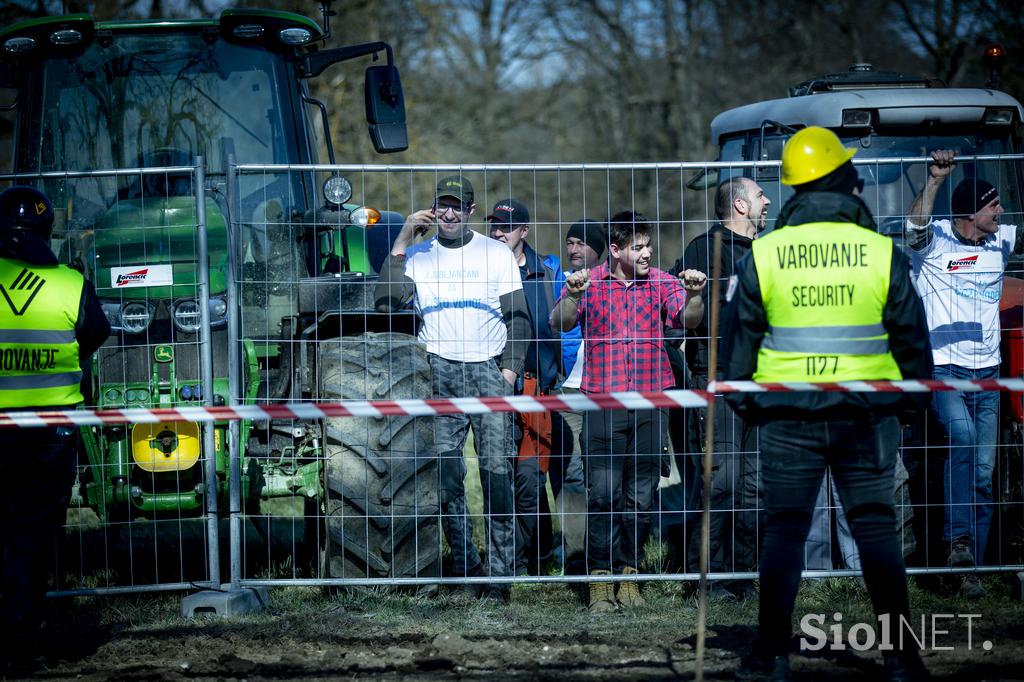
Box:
[588,570,617,613]
[616,566,645,608]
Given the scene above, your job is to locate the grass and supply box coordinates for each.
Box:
[54,428,1024,657]
[46,577,1019,682]
[51,572,1020,644]
[33,574,1022,682]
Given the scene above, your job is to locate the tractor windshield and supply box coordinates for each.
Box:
[19,31,300,232]
[32,32,286,172]
[16,30,315,301]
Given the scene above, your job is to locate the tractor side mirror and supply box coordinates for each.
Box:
[365,65,408,153]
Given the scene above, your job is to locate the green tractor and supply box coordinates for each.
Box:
[0,6,438,583]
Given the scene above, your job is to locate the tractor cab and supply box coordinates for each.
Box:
[703,63,1024,252]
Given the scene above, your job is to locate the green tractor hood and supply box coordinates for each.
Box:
[91,197,228,299]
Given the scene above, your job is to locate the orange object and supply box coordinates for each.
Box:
[517,374,552,472]
[1000,276,1024,423]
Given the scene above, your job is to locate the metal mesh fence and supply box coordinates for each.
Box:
[1,155,1023,600]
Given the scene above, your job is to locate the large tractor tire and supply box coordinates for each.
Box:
[319,333,439,583]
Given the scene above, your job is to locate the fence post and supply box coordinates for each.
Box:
[226,155,244,592]
[180,156,266,617]
[195,155,221,586]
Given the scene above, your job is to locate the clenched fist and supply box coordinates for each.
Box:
[679,269,708,294]
[928,149,957,180]
[564,268,591,297]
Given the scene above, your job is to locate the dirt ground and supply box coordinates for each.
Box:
[8,575,1024,681]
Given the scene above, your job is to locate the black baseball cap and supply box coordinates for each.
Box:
[435,175,474,205]
[486,198,530,225]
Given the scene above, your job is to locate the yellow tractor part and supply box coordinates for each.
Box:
[131,421,201,473]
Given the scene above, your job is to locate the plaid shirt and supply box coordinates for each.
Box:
[563,262,687,393]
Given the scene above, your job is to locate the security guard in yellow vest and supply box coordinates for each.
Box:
[721,128,933,682]
[0,187,109,674]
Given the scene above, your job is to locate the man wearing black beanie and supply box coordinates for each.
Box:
[906,150,1022,599]
[550,219,607,565]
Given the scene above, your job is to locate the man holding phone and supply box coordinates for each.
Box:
[375,175,531,603]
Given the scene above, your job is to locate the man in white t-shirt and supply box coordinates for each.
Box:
[375,175,531,603]
[906,150,1022,598]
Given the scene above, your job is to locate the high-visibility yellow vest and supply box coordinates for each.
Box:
[751,222,902,382]
[0,258,85,408]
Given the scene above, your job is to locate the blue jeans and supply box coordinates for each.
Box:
[931,364,999,561]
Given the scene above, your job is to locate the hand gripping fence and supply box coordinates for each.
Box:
[4,379,1024,428]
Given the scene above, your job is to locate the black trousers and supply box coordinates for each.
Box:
[584,408,667,572]
[513,456,546,574]
[688,373,760,579]
[756,416,912,655]
[0,425,77,661]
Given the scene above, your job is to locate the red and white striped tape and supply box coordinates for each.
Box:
[709,378,1024,394]
[0,390,710,428]
[3,378,1023,428]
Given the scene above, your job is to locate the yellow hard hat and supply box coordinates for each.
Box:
[781,126,857,186]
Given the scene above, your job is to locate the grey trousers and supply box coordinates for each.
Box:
[430,355,516,578]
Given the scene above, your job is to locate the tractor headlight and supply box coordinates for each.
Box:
[279,27,312,45]
[323,175,352,207]
[125,388,151,403]
[102,301,154,334]
[209,297,228,319]
[983,107,1015,126]
[121,303,152,334]
[172,297,228,333]
[101,303,120,328]
[3,36,36,54]
[49,29,83,45]
[350,207,382,228]
[232,23,264,38]
[172,299,203,333]
[841,108,873,128]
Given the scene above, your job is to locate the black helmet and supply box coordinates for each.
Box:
[0,186,55,238]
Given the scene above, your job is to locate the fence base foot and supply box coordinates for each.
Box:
[181,585,269,619]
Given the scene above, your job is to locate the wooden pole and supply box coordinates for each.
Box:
[695,231,723,682]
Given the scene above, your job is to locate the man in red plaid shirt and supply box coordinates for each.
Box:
[551,210,706,613]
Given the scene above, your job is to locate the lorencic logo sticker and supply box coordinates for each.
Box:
[946,255,979,271]
[942,252,1001,273]
[110,265,173,288]
[0,267,46,316]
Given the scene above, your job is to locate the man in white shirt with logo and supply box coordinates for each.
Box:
[906,150,1022,598]
[375,175,530,603]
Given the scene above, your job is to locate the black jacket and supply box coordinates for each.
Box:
[671,223,753,375]
[515,242,562,391]
[720,191,933,422]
